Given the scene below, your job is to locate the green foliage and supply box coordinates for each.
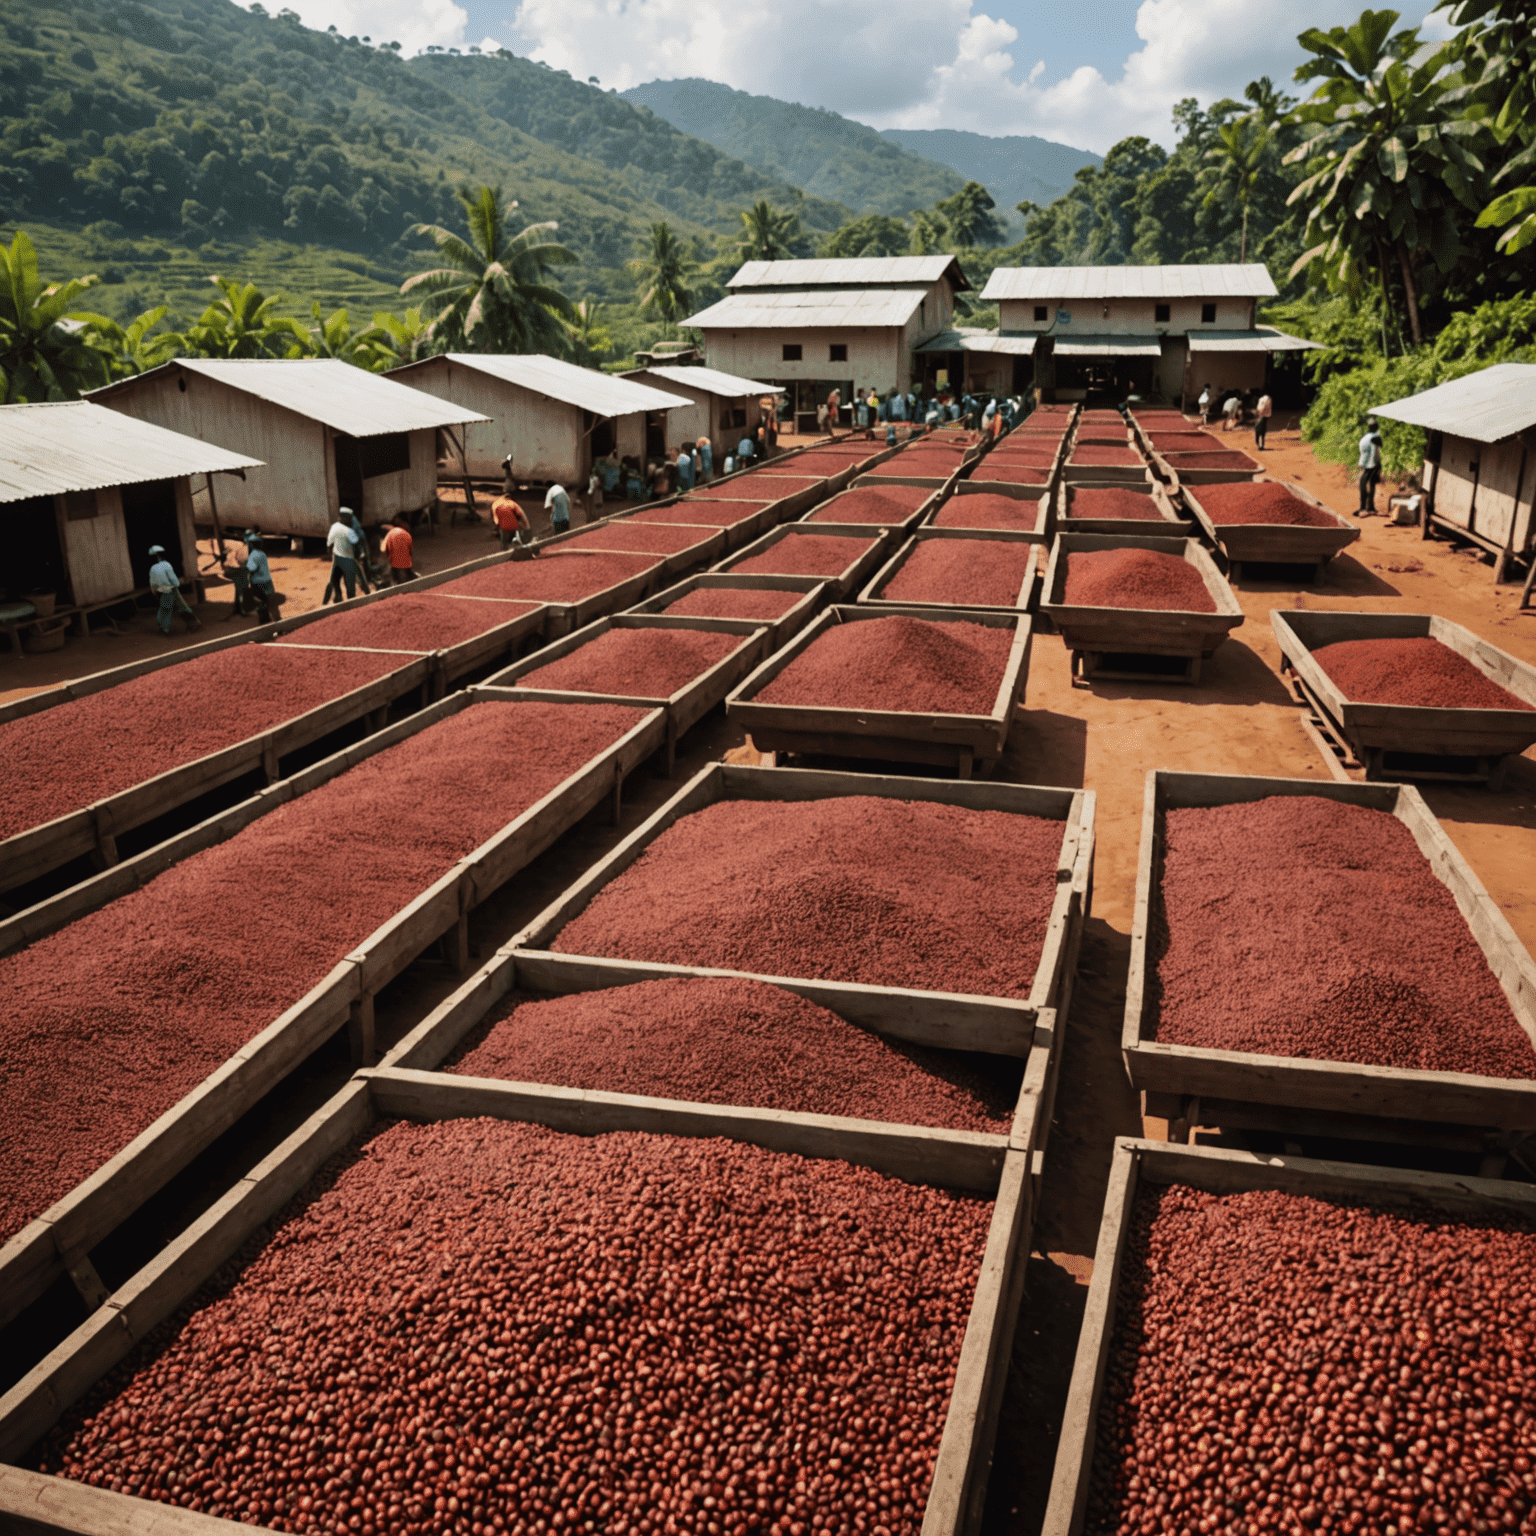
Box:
[0,230,111,400]
[628,223,696,334]
[819,214,910,259]
[403,185,576,353]
[177,273,309,356]
[80,301,180,377]
[565,298,614,367]
[736,201,802,262]
[349,306,428,372]
[933,182,1003,248]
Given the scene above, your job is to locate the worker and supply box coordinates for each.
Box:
[545,482,571,535]
[381,516,417,582]
[586,464,604,518]
[1254,390,1273,450]
[887,389,906,424]
[695,435,713,483]
[147,545,201,635]
[1197,383,1213,425]
[244,533,280,622]
[826,386,841,435]
[737,432,755,469]
[1222,392,1243,432]
[599,447,622,497]
[322,507,363,604]
[490,484,532,550]
[344,511,375,593]
[1357,418,1384,517]
[677,442,695,492]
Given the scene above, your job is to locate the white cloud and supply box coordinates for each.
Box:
[282,0,471,55]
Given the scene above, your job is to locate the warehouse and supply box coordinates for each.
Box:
[682,256,969,428]
[978,265,1319,403]
[88,358,487,540]
[0,400,259,651]
[387,353,691,484]
[619,362,782,450]
[1373,362,1536,588]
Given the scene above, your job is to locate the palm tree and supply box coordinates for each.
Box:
[736,201,800,262]
[628,224,697,336]
[1199,115,1271,262]
[78,304,182,381]
[0,231,112,401]
[352,308,430,372]
[179,276,310,358]
[404,185,577,354]
[566,298,613,367]
[1284,9,1486,346]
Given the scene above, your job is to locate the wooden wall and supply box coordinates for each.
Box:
[1430,430,1533,562]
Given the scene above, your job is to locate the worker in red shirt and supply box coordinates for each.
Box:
[381,516,417,582]
[490,464,532,550]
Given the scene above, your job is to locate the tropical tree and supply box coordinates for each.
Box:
[178,276,310,358]
[908,208,947,255]
[351,308,431,372]
[565,299,613,368]
[933,181,1003,247]
[1200,114,1272,262]
[1284,10,1487,346]
[1438,0,1536,253]
[79,304,182,380]
[821,214,910,259]
[0,231,112,401]
[403,184,577,354]
[736,201,801,262]
[307,301,368,364]
[628,223,697,336]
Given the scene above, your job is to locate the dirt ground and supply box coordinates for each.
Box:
[3,418,1532,1532]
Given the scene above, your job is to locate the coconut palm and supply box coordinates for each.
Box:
[736,200,801,262]
[0,231,112,401]
[566,299,613,368]
[1284,9,1486,346]
[403,185,577,354]
[1199,115,1272,262]
[628,223,697,336]
[179,276,310,358]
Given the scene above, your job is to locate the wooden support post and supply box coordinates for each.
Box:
[610,761,624,827]
[1169,1096,1199,1146]
[89,828,119,873]
[261,738,281,784]
[957,748,974,781]
[452,911,472,973]
[367,705,388,733]
[348,992,376,1067]
[64,1252,110,1310]
[663,720,678,779]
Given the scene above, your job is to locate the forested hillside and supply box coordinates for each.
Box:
[621,79,965,217]
[0,0,846,315]
[879,128,1100,225]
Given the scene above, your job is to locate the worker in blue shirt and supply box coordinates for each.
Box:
[737,434,755,469]
[147,545,200,635]
[244,533,279,623]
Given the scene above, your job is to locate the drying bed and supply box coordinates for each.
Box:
[273,594,542,655]
[660,586,809,622]
[623,574,826,650]
[803,483,934,527]
[1144,432,1223,453]
[520,763,1090,1012]
[721,527,888,595]
[1158,449,1262,480]
[446,975,1016,1132]
[862,533,1038,613]
[551,520,726,575]
[1123,773,1536,1145]
[1191,481,1341,528]
[727,606,1033,776]
[1271,611,1536,783]
[1067,446,1141,467]
[1041,1140,1536,1536]
[0,699,655,1253]
[433,550,662,610]
[1059,484,1187,538]
[508,625,742,700]
[0,643,429,895]
[967,464,1052,487]
[930,494,1048,537]
[29,1115,992,1536]
[711,473,823,501]
[1182,480,1359,578]
[626,498,773,537]
[1063,548,1216,613]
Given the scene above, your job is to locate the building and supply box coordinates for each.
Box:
[619,363,781,450]
[0,400,260,626]
[977,265,1320,403]
[681,257,969,428]
[387,353,691,485]
[89,358,488,539]
[1372,362,1536,585]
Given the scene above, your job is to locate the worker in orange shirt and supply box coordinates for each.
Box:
[491,463,532,549]
[381,516,417,582]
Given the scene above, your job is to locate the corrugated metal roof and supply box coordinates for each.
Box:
[1371,363,1536,444]
[624,364,784,398]
[0,400,263,503]
[917,329,1037,355]
[981,265,1278,302]
[728,256,969,291]
[395,353,690,415]
[1053,335,1163,357]
[683,289,928,330]
[1187,327,1325,354]
[92,358,489,437]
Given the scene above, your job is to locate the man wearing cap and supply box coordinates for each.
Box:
[147,545,201,635]
[491,462,532,550]
[322,508,364,604]
[544,482,571,536]
[243,533,279,622]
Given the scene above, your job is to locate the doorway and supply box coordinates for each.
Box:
[1,496,68,603]
[333,434,365,513]
[120,479,182,588]
[645,413,666,463]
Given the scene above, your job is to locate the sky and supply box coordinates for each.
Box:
[283,0,1451,155]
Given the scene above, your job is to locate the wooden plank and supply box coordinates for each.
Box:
[365,1068,1007,1191]
[0,1466,250,1535]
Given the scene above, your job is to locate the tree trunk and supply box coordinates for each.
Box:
[1376,238,1394,359]
[1240,204,1248,264]
[1396,241,1424,347]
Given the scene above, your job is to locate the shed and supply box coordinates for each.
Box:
[0,400,260,636]
[1373,363,1536,585]
[386,354,690,484]
[620,363,782,448]
[88,358,488,540]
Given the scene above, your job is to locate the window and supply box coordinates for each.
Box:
[63,490,100,521]
[1201,302,1217,323]
[782,343,802,361]
[359,432,411,478]
[829,343,847,363]
[1034,305,1048,322]
[1154,303,1171,324]
[727,407,747,429]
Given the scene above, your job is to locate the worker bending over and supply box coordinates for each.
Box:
[491,469,532,550]
[148,545,201,635]
[244,533,279,622]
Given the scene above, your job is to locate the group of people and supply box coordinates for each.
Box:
[1196,384,1276,449]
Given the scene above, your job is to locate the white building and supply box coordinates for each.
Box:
[620,363,781,452]
[388,353,690,483]
[1373,362,1536,585]
[681,257,969,428]
[89,358,486,539]
[976,265,1320,404]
